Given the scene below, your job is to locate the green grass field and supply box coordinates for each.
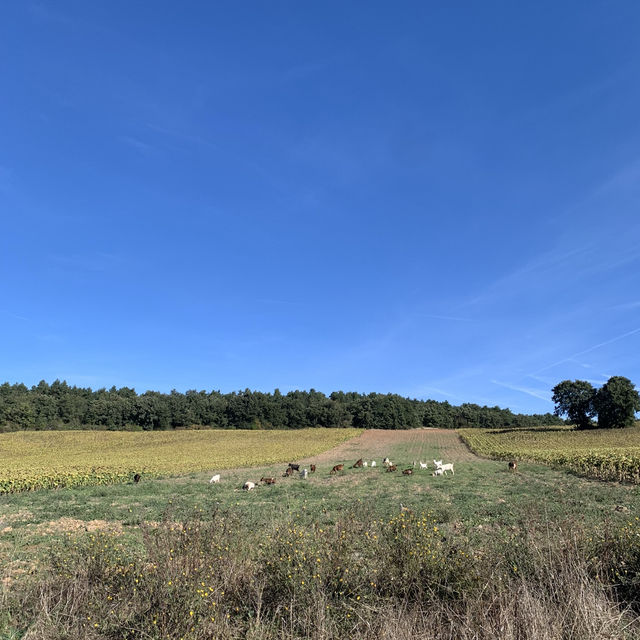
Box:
[1,428,639,639]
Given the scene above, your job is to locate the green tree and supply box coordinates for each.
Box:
[551,380,596,429]
[593,376,640,429]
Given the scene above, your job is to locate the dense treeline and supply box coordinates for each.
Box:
[0,380,563,431]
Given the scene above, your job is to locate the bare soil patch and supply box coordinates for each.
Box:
[33,518,124,535]
[300,428,479,465]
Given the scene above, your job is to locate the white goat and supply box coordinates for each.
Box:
[362,461,368,467]
[371,460,376,467]
[419,461,428,470]
[432,468,443,476]
[209,474,221,484]
[243,481,255,491]
[383,457,390,466]
[434,460,454,475]
[300,468,309,479]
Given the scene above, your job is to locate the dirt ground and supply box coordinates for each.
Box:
[300,428,479,465]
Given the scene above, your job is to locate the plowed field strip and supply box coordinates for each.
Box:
[300,428,479,466]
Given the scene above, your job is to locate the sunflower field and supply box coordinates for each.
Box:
[459,426,640,483]
[0,428,361,493]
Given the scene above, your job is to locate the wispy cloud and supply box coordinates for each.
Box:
[491,379,552,403]
[0,310,30,322]
[610,300,640,311]
[406,385,465,401]
[119,135,155,154]
[145,123,217,150]
[531,326,640,375]
[415,313,474,323]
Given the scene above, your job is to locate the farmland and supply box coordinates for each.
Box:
[1,428,640,639]
[0,428,361,493]
[459,425,640,483]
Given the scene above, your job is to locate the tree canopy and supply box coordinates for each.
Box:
[0,380,563,431]
[593,376,640,429]
[551,380,596,429]
[552,376,639,429]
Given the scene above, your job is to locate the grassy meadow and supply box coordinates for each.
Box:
[1,427,640,638]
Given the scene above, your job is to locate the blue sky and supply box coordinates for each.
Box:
[1,1,640,414]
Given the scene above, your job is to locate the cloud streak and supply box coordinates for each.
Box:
[491,379,552,403]
[531,326,640,376]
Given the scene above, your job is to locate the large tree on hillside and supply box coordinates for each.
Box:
[593,376,640,429]
[551,380,596,429]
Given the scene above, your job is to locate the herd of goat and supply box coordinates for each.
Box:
[208,457,460,491]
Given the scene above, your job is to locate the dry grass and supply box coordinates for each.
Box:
[4,508,639,640]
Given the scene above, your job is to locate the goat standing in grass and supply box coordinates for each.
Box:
[434,460,454,475]
[209,474,221,484]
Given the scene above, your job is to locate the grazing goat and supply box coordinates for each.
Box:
[432,468,444,476]
[434,460,454,475]
[209,474,221,484]
[133,473,141,484]
[363,461,368,467]
[243,481,255,491]
[330,464,344,475]
[300,469,309,479]
[351,458,364,468]
[383,457,390,466]
[402,468,413,475]
[433,459,443,468]
[288,463,300,472]
[283,467,294,477]
[508,461,517,472]
[310,464,316,473]
[260,477,276,485]
[371,460,376,467]
[419,461,428,470]
[387,464,397,472]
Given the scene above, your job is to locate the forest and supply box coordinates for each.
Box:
[0,380,563,431]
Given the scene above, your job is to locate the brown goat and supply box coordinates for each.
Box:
[310,464,316,473]
[283,467,294,477]
[351,458,364,468]
[330,464,344,475]
[260,477,276,485]
[387,464,397,472]
[402,468,413,475]
[133,473,141,483]
[508,461,517,472]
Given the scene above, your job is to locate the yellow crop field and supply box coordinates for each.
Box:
[0,428,362,493]
[459,426,640,483]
